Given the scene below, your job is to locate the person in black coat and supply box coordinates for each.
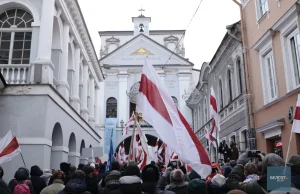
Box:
[83,166,98,194]
[30,165,47,194]
[8,167,34,194]
[141,164,160,194]
[59,170,91,194]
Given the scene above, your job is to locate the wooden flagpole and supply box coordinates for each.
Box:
[11,127,26,167]
[128,112,137,164]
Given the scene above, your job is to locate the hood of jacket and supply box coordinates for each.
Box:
[15,167,29,180]
[119,176,143,194]
[64,179,88,193]
[30,165,43,176]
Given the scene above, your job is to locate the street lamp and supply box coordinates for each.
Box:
[120,119,124,130]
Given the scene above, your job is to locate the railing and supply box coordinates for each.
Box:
[0,64,30,84]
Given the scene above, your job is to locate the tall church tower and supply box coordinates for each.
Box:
[132,8,151,36]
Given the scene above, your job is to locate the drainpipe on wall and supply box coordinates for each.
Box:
[232,0,256,150]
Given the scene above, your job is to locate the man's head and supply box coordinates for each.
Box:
[170,169,184,184]
[261,153,284,175]
[52,170,65,181]
[111,161,120,171]
[71,170,86,180]
[244,163,258,176]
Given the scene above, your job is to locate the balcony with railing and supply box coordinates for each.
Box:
[0,65,30,84]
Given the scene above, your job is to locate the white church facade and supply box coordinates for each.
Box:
[99,13,199,159]
[0,0,104,181]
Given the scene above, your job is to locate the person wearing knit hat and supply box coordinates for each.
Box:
[124,164,141,177]
[99,170,121,194]
[227,190,247,194]
[41,170,65,194]
[141,164,160,194]
[187,179,208,194]
[211,174,226,187]
[165,169,188,194]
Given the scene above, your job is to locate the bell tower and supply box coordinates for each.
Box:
[132,8,151,36]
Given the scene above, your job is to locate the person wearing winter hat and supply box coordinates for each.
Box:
[141,164,160,194]
[60,162,71,184]
[223,166,232,178]
[211,174,226,187]
[187,179,208,194]
[287,155,300,190]
[41,170,65,194]
[208,174,227,194]
[30,165,47,194]
[83,166,98,194]
[227,153,284,194]
[59,170,91,194]
[99,170,121,194]
[109,164,143,194]
[8,167,35,194]
[165,169,188,194]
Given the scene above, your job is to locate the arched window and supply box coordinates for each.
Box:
[227,69,233,102]
[237,58,243,94]
[219,79,223,109]
[171,96,178,108]
[204,97,208,123]
[0,8,33,65]
[106,97,117,118]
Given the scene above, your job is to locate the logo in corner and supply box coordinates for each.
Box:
[131,48,154,56]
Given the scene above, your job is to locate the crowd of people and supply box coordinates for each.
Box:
[0,152,300,194]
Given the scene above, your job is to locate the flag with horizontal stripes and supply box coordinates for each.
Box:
[0,129,21,165]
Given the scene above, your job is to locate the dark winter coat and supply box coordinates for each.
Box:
[30,165,47,194]
[85,175,98,194]
[0,179,11,194]
[8,167,34,194]
[99,183,120,194]
[142,182,156,194]
[165,182,188,194]
[291,174,300,190]
[226,165,267,194]
[59,179,91,194]
[108,176,143,194]
[231,147,239,161]
[207,182,227,194]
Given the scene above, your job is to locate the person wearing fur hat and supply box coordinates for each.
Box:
[208,174,227,194]
[41,170,65,194]
[165,169,188,194]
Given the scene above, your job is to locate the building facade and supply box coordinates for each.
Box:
[0,0,104,181]
[189,22,248,162]
[241,0,300,159]
[99,13,199,160]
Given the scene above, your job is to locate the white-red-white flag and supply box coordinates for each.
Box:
[0,129,21,165]
[136,122,150,169]
[153,138,159,163]
[136,60,211,178]
[210,88,220,131]
[292,94,300,133]
[123,113,135,136]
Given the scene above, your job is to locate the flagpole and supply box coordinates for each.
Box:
[20,153,26,167]
[128,112,137,164]
[284,128,293,170]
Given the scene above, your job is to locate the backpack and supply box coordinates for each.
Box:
[13,179,30,194]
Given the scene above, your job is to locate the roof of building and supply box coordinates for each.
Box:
[99,33,193,66]
[0,71,6,89]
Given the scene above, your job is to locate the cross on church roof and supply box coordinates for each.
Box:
[138,7,145,16]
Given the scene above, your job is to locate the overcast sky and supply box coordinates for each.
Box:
[78,0,240,69]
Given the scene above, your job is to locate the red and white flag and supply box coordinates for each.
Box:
[210,88,220,131]
[136,122,150,167]
[123,113,135,136]
[136,60,211,178]
[153,138,159,163]
[292,94,300,133]
[0,129,21,165]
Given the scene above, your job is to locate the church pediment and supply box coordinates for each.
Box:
[100,34,193,66]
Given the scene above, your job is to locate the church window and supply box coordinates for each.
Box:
[139,23,144,32]
[219,79,224,110]
[106,97,117,118]
[171,96,178,108]
[227,69,233,103]
[0,8,33,65]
